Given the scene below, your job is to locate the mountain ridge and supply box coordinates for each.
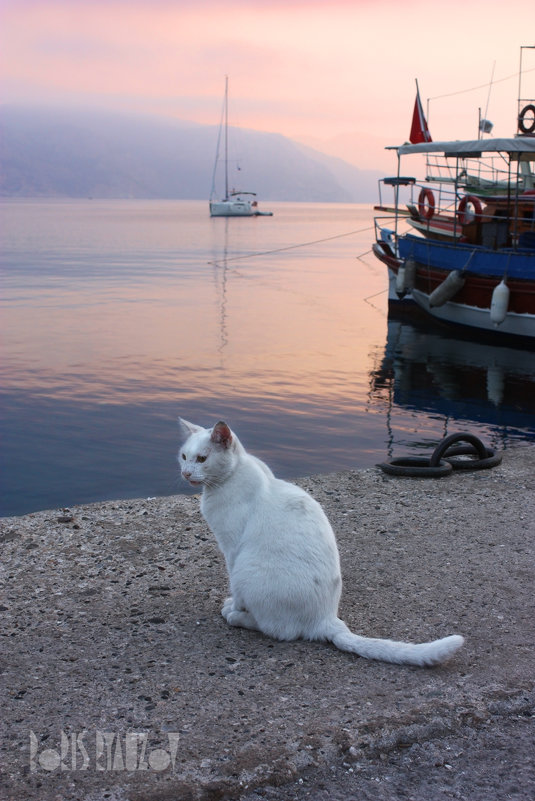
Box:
[0,105,381,202]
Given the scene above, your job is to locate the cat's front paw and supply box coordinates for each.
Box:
[222,597,235,620]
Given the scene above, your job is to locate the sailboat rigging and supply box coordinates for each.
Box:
[209,77,273,217]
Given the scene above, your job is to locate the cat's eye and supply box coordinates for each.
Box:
[181,453,186,460]
[196,455,207,463]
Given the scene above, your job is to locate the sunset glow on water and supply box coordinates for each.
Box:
[2,199,534,516]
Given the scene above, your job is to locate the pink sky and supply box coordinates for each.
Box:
[2,0,534,171]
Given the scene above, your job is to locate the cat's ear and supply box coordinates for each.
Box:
[210,421,232,449]
[178,418,202,438]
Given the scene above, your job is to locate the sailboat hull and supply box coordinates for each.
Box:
[209,199,256,217]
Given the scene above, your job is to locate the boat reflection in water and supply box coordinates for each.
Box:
[370,307,535,457]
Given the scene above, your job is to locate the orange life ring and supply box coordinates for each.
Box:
[518,104,535,135]
[418,188,435,220]
[457,195,483,226]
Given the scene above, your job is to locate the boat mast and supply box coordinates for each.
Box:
[224,75,229,201]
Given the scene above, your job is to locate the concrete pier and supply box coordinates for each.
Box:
[1,444,534,800]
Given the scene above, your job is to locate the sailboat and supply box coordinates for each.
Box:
[209,77,273,217]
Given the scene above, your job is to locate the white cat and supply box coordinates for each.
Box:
[178,419,464,667]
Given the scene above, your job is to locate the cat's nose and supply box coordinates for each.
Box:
[182,470,192,479]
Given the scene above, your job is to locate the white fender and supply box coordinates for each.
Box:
[403,258,416,291]
[490,280,510,325]
[395,265,406,296]
[429,270,465,307]
[395,259,416,296]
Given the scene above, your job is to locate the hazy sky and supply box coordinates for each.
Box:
[2,0,534,170]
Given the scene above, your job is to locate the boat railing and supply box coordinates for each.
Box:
[376,176,460,215]
[374,182,535,251]
[375,179,466,227]
[378,164,535,211]
[373,215,412,259]
[424,153,534,195]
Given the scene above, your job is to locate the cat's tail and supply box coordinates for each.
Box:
[323,618,464,667]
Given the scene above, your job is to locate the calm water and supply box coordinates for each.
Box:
[1,199,534,517]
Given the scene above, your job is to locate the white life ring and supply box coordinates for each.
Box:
[457,195,483,226]
[418,188,435,220]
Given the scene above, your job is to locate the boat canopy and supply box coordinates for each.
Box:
[395,138,535,157]
[383,176,416,186]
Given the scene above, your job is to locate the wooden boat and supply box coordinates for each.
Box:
[373,131,535,344]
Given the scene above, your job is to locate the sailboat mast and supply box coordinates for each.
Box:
[224,76,229,201]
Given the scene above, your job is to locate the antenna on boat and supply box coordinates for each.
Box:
[518,45,535,136]
[479,61,495,139]
[223,75,229,201]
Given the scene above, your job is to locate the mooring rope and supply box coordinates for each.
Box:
[208,224,375,267]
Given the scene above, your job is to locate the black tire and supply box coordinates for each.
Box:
[377,457,453,477]
[431,433,502,471]
[518,104,535,135]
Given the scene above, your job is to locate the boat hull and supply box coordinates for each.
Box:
[398,235,535,280]
[410,285,535,340]
[373,238,535,341]
[408,215,461,241]
[210,200,256,217]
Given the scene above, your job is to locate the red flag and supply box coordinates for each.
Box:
[410,84,432,143]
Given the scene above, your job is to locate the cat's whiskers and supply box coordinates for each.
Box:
[202,475,222,490]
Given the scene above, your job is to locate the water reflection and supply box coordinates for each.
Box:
[1,199,534,517]
[1,200,388,515]
[371,310,535,457]
[209,218,231,363]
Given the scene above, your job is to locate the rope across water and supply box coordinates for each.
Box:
[208,224,375,267]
